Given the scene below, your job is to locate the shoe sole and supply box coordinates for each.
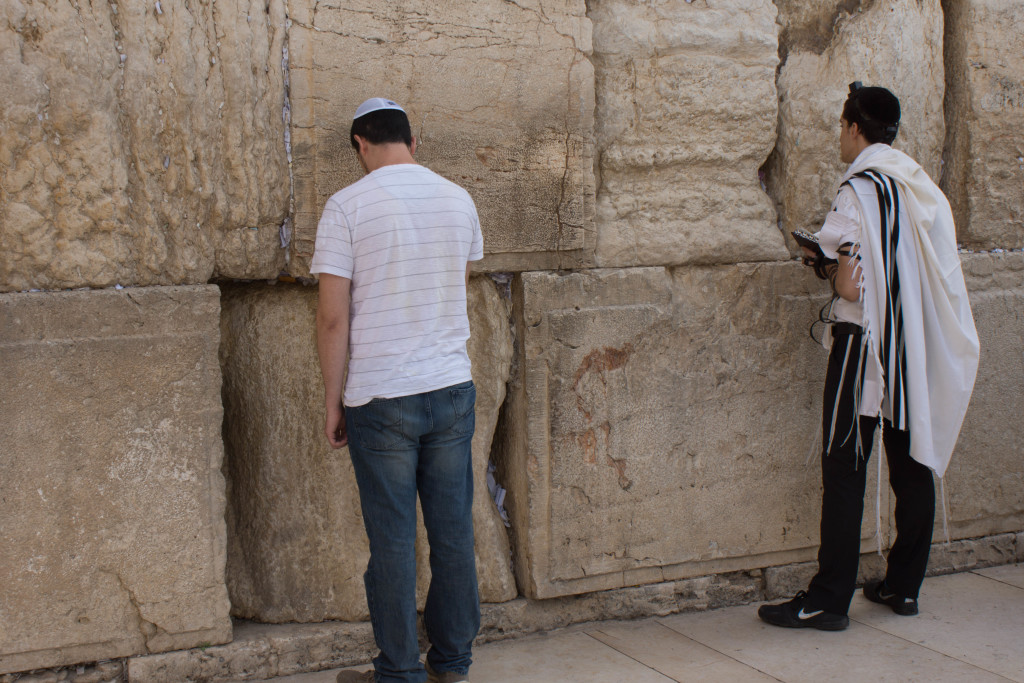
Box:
[757,608,849,631]
[889,603,918,616]
[863,585,919,616]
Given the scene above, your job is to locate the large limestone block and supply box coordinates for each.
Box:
[221,277,516,623]
[590,0,787,267]
[497,266,887,599]
[939,253,1024,538]
[769,0,945,248]
[0,286,231,674]
[220,283,367,623]
[942,0,1024,247]
[0,0,289,293]
[287,0,594,275]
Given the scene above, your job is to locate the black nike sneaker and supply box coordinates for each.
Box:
[757,590,850,631]
[863,580,919,615]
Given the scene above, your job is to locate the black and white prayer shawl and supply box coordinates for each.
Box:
[825,144,979,480]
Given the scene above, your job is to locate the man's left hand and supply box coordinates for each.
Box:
[325,404,348,448]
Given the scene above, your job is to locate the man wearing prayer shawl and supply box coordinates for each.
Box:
[759,84,980,631]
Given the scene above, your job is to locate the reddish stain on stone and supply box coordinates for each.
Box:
[572,343,634,420]
[573,343,634,389]
[607,455,632,491]
[571,345,635,490]
[576,429,598,464]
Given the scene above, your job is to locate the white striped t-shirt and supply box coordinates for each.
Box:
[310,164,484,407]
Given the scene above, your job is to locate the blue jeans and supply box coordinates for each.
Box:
[346,381,481,683]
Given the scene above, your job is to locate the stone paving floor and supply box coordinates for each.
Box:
[264,564,1024,682]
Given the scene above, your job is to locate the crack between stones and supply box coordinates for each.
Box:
[280,0,295,261]
[101,569,159,650]
[760,1,787,249]
[209,0,223,88]
[286,18,392,45]
[105,0,126,94]
[502,0,580,46]
[555,127,571,270]
[553,19,592,269]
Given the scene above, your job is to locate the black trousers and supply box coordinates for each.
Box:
[806,330,936,615]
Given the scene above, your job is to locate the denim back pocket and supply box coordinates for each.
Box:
[448,383,476,436]
[349,396,405,450]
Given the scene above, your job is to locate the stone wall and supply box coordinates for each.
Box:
[590,0,788,267]
[0,0,290,293]
[942,253,1024,539]
[287,0,595,274]
[768,0,946,250]
[496,264,888,598]
[3,0,1024,677]
[941,0,1024,248]
[123,531,1024,682]
[219,277,516,623]
[0,287,231,674]
[496,254,1024,600]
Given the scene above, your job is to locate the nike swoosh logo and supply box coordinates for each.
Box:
[798,608,824,619]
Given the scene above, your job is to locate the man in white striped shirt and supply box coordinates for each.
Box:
[313,98,482,683]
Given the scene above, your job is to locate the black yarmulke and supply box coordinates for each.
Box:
[853,87,901,125]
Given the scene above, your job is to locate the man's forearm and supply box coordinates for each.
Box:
[318,319,348,411]
[834,252,862,302]
[316,275,352,411]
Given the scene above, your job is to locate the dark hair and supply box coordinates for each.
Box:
[350,108,412,149]
[842,82,901,145]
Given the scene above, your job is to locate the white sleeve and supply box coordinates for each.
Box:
[468,202,484,262]
[309,197,354,279]
[816,185,861,260]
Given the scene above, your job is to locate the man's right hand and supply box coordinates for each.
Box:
[801,246,818,266]
[325,404,348,448]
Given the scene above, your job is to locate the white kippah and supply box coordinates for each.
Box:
[353,97,405,120]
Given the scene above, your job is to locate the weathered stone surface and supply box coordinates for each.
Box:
[926,533,1018,576]
[942,0,1024,247]
[220,276,516,623]
[769,0,945,249]
[125,535,1023,680]
[940,253,1024,539]
[479,571,762,642]
[0,660,124,683]
[497,265,887,599]
[763,562,817,601]
[739,533,1024,601]
[0,286,231,674]
[128,620,376,683]
[774,0,867,61]
[466,278,518,602]
[120,542,1024,681]
[0,0,289,293]
[763,554,886,600]
[495,254,1024,600]
[127,570,762,682]
[590,0,787,267]
[220,282,368,623]
[287,0,594,275]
